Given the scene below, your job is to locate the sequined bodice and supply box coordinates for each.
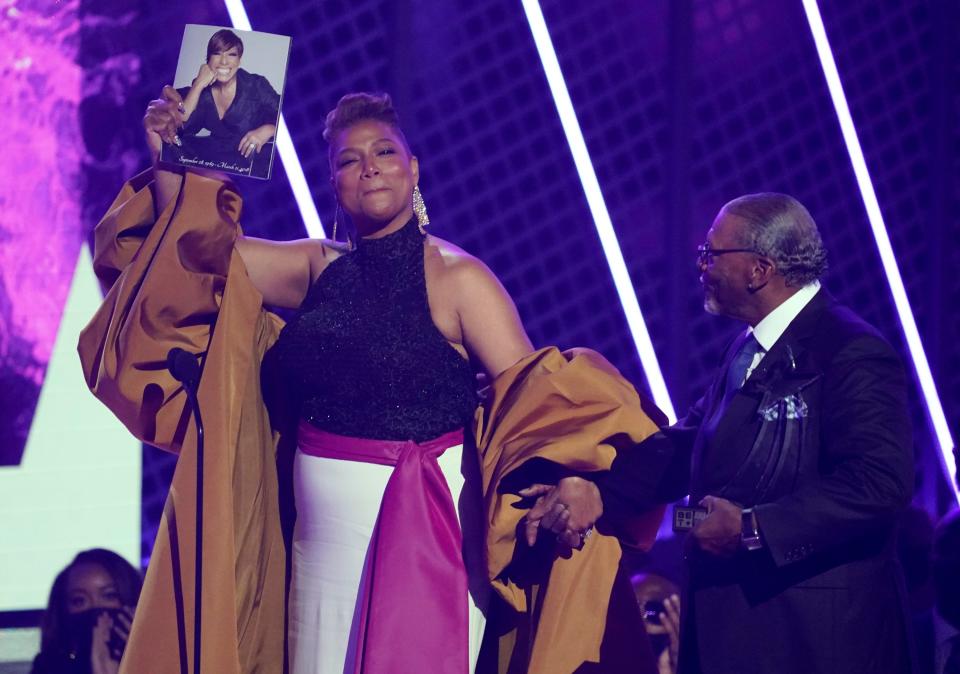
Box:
[270,218,478,442]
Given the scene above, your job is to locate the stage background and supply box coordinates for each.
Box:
[1,0,957,661]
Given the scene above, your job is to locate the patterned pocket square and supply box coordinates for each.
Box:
[758,392,809,421]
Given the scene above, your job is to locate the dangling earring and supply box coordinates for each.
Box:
[332,203,344,243]
[412,185,429,235]
[332,204,357,249]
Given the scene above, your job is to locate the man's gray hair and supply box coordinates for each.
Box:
[722,193,828,286]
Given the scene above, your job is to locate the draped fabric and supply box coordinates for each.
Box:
[78,170,287,673]
[475,347,665,674]
[296,423,470,674]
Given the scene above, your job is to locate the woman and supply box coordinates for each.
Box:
[80,89,661,674]
[172,29,280,178]
[146,89,542,673]
[31,549,141,674]
[241,94,534,672]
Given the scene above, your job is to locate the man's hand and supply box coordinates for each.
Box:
[691,495,741,557]
[520,476,602,547]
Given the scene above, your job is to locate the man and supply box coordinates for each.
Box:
[527,193,915,673]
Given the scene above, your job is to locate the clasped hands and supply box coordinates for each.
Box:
[521,480,744,558]
[520,476,603,549]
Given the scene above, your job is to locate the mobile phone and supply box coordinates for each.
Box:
[642,599,667,625]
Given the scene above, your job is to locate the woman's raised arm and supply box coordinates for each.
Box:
[143,85,187,215]
[235,236,343,309]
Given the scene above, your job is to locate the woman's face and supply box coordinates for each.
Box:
[65,562,122,614]
[207,46,241,84]
[331,119,418,236]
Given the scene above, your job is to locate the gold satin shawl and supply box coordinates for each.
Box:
[78,170,287,673]
[476,347,664,674]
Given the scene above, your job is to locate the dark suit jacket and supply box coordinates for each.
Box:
[598,289,915,674]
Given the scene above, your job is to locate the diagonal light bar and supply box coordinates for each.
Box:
[224,0,326,238]
[803,0,957,501]
[521,0,676,423]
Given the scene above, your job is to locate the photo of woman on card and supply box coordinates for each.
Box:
[170,29,281,179]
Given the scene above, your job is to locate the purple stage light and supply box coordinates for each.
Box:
[223,0,325,239]
[521,0,677,423]
[802,0,957,501]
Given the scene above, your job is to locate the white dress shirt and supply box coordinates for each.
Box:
[742,281,821,383]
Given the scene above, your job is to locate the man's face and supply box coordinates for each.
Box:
[698,210,757,320]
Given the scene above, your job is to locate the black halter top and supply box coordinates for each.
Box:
[270,218,478,442]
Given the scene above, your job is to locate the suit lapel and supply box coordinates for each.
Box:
[693,290,829,496]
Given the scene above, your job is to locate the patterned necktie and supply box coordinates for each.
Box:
[698,332,763,450]
[725,333,761,397]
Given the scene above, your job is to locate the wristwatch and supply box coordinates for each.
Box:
[741,507,763,551]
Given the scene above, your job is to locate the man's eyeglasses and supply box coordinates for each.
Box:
[696,244,759,266]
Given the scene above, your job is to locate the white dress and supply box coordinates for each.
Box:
[288,440,489,674]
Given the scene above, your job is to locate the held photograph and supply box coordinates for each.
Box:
[160,24,290,179]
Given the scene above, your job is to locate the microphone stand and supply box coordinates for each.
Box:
[167,348,204,674]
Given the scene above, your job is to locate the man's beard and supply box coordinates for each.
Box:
[703,286,722,315]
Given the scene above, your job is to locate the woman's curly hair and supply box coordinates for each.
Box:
[323,92,409,153]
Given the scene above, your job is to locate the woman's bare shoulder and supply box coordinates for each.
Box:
[426,235,491,278]
[304,237,351,280]
[424,235,516,312]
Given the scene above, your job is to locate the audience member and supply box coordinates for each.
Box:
[30,549,141,674]
[632,573,681,674]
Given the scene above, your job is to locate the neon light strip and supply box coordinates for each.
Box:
[223,0,326,238]
[802,0,957,500]
[521,0,677,422]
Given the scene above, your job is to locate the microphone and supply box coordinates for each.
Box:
[166,346,204,672]
[167,348,201,390]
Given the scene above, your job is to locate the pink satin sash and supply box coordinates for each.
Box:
[297,421,469,674]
